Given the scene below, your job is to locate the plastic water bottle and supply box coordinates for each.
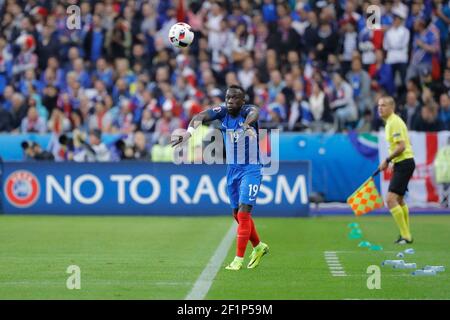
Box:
[424,266,445,272]
[404,248,415,254]
[412,269,436,276]
[396,252,405,258]
[394,263,416,269]
[382,260,404,266]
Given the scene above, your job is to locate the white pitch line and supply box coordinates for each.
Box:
[185,223,236,300]
[324,251,347,277]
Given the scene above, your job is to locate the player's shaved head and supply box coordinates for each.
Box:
[228,84,245,98]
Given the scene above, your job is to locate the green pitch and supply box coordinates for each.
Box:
[0,215,449,299]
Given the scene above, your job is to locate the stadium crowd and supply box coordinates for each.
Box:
[0,0,449,161]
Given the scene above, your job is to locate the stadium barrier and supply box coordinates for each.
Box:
[0,132,377,203]
[0,161,311,217]
[2,131,449,206]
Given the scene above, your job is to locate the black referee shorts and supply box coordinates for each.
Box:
[388,158,416,196]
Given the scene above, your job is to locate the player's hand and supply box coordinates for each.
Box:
[171,132,191,148]
[242,124,257,138]
[378,159,389,172]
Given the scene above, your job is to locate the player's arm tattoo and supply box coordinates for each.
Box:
[243,106,259,127]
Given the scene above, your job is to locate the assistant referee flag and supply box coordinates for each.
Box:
[347,177,384,216]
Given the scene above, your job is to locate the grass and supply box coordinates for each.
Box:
[0,215,449,299]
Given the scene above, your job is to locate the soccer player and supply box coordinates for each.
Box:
[172,85,269,270]
[377,96,415,244]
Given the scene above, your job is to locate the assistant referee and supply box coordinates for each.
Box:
[378,96,415,244]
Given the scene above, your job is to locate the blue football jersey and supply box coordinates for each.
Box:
[206,104,262,170]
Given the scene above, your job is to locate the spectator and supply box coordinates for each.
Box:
[0,36,12,93]
[151,133,174,162]
[406,17,440,81]
[346,58,372,114]
[438,68,450,97]
[309,82,331,122]
[330,73,358,131]
[267,92,287,126]
[70,109,88,134]
[88,100,113,132]
[20,106,47,133]
[154,110,181,144]
[438,93,450,130]
[356,109,374,133]
[340,22,358,76]
[1,85,15,111]
[370,49,395,96]
[9,93,28,130]
[412,104,445,131]
[315,22,339,68]
[308,81,333,131]
[434,0,450,58]
[29,142,55,161]
[237,56,255,91]
[267,70,285,102]
[113,99,136,134]
[231,22,254,64]
[12,34,38,78]
[0,106,12,132]
[73,129,111,162]
[36,25,59,71]
[105,17,132,60]
[132,131,150,160]
[84,14,105,64]
[42,85,59,117]
[93,58,114,90]
[269,14,301,59]
[358,24,376,70]
[0,0,448,150]
[383,11,410,93]
[400,91,422,128]
[302,11,320,55]
[21,141,36,161]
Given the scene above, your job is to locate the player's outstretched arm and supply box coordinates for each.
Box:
[171,109,215,148]
[242,106,259,137]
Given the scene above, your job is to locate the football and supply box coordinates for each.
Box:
[168,22,194,48]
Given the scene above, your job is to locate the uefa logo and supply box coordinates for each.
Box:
[4,170,40,208]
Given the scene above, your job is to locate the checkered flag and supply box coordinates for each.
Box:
[347,170,384,216]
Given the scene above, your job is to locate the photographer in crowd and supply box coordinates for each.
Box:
[21,141,54,161]
[73,129,111,162]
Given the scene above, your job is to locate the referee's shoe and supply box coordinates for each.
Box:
[395,235,413,245]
